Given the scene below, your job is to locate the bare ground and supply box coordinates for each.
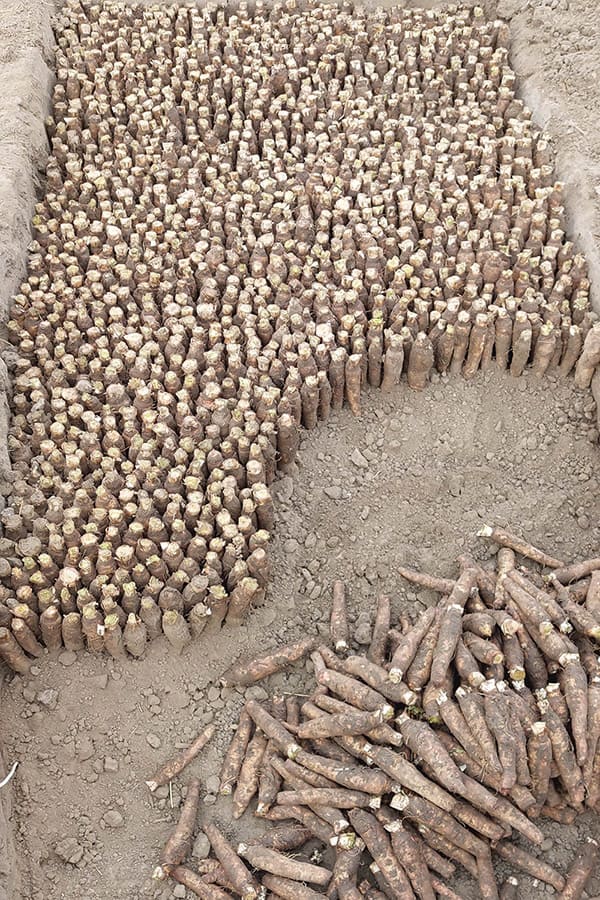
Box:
[2,1,600,899]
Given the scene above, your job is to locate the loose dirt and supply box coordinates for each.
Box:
[2,1,600,899]
[2,372,600,900]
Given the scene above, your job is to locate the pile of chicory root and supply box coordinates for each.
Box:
[147,526,600,899]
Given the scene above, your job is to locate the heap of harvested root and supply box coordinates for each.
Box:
[3,0,600,660]
[150,528,600,899]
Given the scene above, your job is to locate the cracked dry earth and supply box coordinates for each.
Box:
[1,373,600,899]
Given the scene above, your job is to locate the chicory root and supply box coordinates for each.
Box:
[348,809,415,899]
[509,326,532,377]
[455,687,502,773]
[341,655,417,705]
[277,758,334,791]
[558,595,600,642]
[583,676,600,790]
[463,632,504,666]
[527,722,552,813]
[61,611,84,652]
[495,841,565,891]
[478,525,564,568]
[358,742,455,812]
[462,612,495,638]
[430,568,477,685]
[395,714,466,794]
[406,606,443,690]
[397,567,455,594]
[388,606,436,683]
[245,701,301,759]
[297,708,392,741]
[277,788,380,810]
[459,775,544,845]
[539,701,585,806]
[265,804,336,845]
[310,738,356,765]
[558,837,599,899]
[11,618,44,657]
[407,332,434,391]
[493,609,521,637]
[381,333,404,392]
[316,668,388,711]
[147,725,215,792]
[463,313,490,379]
[574,323,600,389]
[103,615,125,659]
[585,570,600,620]
[39,605,62,651]
[516,628,549,691]
[508,571,567,628]
[253,824,312,852]
[391,792,486,858]
[435,690,489,765]
[481,680,516,791]
[558,658,588,766]
[377,811,436,900]
[329,839,364,898]
[345,354,362,416]
[421,845,455,880]
[503,633,526,685]
[123,613,147,658]
[226,577,262,626]
[431,879,463,900]
[450,312,472,376]
[261,874,326,900]
[330,581,350,654]
[415,825,479,878]
[313,692,403,748]
[367,595,390,667]
[203,823,259,900]
[0,626,31,673]
[454,638,485,687]
[476,848,500,900]
[219,709,254,796]
[238,843,331,885]
[549,557,600,584]
[158,778,201,877]
[294,750,389,795]
[232,730,268,819]
[221,638,317,686]
[170,866,233,900]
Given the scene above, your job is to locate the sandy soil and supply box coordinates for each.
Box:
[1,1,600,900]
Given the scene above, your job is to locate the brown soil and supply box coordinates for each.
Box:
[1,2,600,900]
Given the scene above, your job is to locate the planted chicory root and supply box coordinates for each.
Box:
[4,0,596,666]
